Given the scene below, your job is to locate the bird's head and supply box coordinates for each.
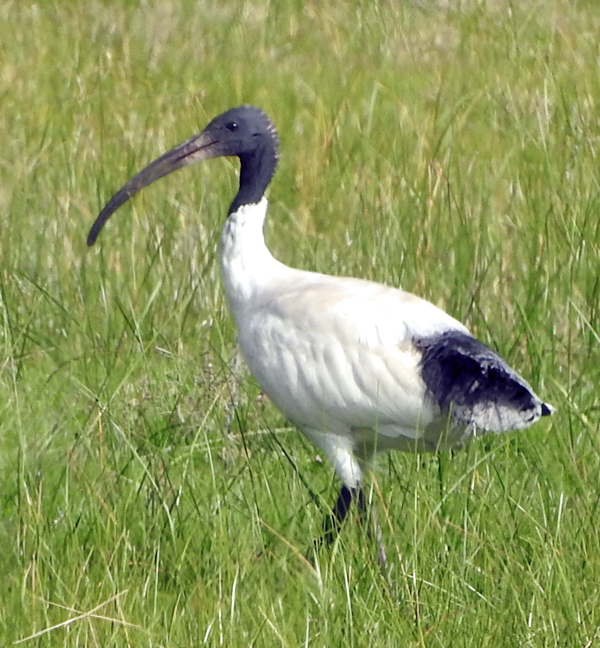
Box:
[87,105,279,245]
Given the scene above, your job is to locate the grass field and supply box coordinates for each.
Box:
[1,0,599,645]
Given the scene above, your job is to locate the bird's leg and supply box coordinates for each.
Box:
[352,487,390,575]
[320,484,362,545]
[364,500,388,571]
[316,485,391,585]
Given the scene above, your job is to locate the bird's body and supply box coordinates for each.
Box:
[220,197,548,489]
[88,105,553,539]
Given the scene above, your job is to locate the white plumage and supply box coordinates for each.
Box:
[221,198,466,488]
[88,105,553,538]
[220,197,549,490]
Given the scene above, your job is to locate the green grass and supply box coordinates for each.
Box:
[1,0,599,645]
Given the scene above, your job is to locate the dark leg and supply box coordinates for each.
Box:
[317,485,391,580]
[320,484,362,545]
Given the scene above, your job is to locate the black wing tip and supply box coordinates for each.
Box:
[417,329,555,431]
[541,403,555,417]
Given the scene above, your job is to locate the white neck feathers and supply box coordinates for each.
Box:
[219,197,285,309]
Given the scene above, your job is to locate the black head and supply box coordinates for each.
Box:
[204,106,280,215]
[87,105,279,245]
[202,105,279,163]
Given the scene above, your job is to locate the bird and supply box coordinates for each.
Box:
[87,104,553,553]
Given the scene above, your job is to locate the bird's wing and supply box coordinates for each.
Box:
[415,330,546,432]
[236,273,467,436]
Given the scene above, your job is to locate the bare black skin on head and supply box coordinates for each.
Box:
[87,105,279,246]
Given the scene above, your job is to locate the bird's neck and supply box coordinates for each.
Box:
[220,197,284,309]
[228,145,277,215]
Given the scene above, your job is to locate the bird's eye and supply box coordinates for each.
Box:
[225,121,238,132]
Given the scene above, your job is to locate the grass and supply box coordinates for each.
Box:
[0,0,599,645]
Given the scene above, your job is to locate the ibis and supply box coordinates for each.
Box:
[88,105,553,551]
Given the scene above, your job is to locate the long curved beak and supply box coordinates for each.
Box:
[87,130,220,246]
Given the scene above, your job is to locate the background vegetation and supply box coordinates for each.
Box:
[0,0,598,645]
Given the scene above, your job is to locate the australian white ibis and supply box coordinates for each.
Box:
[88,105,553,549]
